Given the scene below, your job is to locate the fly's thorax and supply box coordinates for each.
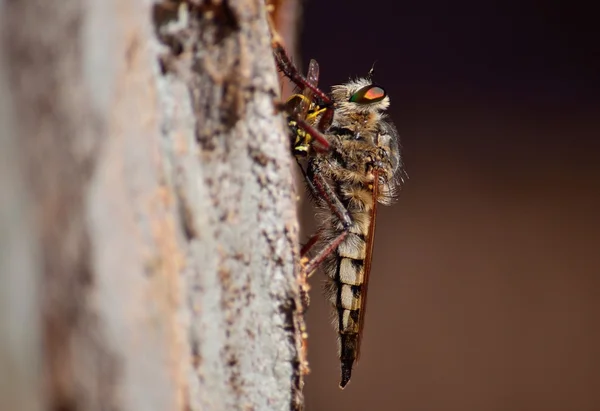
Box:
[342,185,375,212]
[317,145,394,212]
[333,120,402,206]
[331,111,384,140]
[325,162,376,187]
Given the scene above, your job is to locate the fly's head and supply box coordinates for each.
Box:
[330,78,390,133]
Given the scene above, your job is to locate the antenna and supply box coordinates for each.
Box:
[367,60,377,81]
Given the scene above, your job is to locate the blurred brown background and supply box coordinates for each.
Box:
[296,2,600,410]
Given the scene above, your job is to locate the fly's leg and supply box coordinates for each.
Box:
[295,117,331,152]
[300,233,320,257]
[268,33,336,130]
[271,43,332,108]
[294,157,325,283]
[302,162,353,276]
[265,4,312,96]
[274,100,332,156]
[303,230,348,276]
[274,51,335,132]
[265,1,284,50]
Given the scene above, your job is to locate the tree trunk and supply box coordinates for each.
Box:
[0,0,304,410]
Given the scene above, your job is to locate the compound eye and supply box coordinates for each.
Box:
[349,85,386,104]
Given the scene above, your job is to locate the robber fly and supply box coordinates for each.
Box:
[272,43,404,389]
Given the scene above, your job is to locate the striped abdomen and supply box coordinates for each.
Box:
[321,183,374,388]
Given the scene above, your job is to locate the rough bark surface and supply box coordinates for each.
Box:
[0,0,304,410]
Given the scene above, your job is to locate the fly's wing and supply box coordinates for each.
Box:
[356,123,403,359]
[356,168,379,360]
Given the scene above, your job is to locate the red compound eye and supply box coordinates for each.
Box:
[349,85,386,104]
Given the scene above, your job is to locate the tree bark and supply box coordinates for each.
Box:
[0,0,304,410]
